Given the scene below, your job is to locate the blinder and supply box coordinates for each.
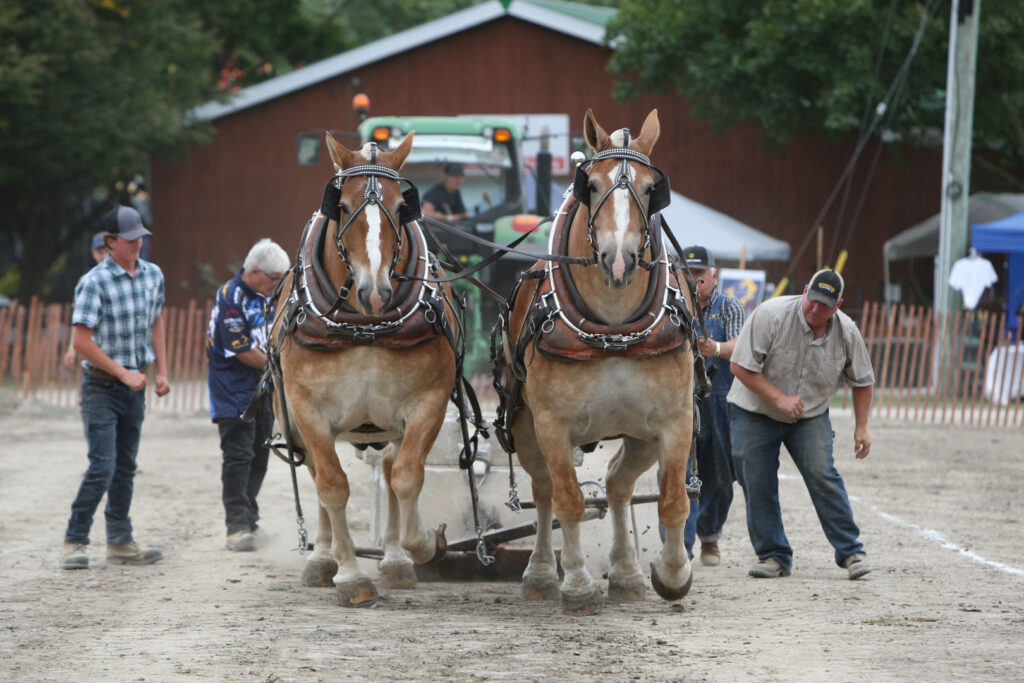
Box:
[573,152,671,216]
[400,186,422,224]
[319,174,422,225]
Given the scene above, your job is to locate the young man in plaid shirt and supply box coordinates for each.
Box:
[61,205,170,570]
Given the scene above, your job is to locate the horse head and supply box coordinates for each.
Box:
[577,109,663,289]
[324,131,415,315]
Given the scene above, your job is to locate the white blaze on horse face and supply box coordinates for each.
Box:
[363,206,386,308]
[604,163,635,282]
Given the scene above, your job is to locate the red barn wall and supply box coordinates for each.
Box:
[151,16,939,305]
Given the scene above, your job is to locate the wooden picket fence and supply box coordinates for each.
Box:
[0,298,213,413]
[4,298,1023,424]
[0,297,499,415]
[848,301,1024,426]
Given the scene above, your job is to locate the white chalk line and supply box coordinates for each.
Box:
[778,473,1024,578]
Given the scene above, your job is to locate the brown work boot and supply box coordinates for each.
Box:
[699,540,721,567]
[61,542,89,570]
[843,553,872,580]
[107,541,163,566]
[226,530,258,552]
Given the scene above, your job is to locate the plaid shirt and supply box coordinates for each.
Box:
[728,295,874,422]
[72,256,165,371]
[701,289,745,341]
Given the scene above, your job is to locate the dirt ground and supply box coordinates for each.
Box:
[2,390,1023,683]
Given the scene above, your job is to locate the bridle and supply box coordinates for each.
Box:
[572,128,671,270]
[318,142,422,311]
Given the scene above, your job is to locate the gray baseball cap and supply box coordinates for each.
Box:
[101,205,152,241]
[807,268,844,308]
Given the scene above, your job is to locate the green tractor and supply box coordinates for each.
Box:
[358,116,553,374]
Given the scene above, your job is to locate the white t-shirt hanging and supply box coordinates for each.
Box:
[949,255,998,310]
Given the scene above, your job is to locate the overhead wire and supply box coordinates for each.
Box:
[825,0,900,266]
[778,0,944,292]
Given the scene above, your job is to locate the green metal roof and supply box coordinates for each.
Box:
[513,0,617,28]
[358,116,524,140]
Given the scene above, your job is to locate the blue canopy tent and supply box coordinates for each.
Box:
[972,210,1024,332]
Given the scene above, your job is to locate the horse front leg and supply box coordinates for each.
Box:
[378,441,417,588]
[388,399,448,565]
[511,408,559,601]
[300,499,339,588]
[534,416,603,616]
[604,438,657,601]
[297,417,377,608]
[651,425,694,602]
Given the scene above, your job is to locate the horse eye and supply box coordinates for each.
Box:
[339,203,351,215]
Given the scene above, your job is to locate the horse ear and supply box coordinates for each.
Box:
[325,132,351,169]
[583,109,609,152]
[634,109,660,156]
[389,132,415,170]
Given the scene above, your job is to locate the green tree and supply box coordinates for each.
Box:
[0,0,487,300]
[606,0,1024,189]
[0,0,218,301]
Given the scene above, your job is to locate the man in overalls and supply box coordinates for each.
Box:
[683,246,746,566]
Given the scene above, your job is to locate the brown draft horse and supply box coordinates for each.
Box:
[270,132,459,607]
[495,109,696,614]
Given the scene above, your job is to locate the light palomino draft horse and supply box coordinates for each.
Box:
[269,132,462,607]
[493,109,698,615]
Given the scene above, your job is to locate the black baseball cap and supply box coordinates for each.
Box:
[443,162,464,176]
[682,245,715,269]
[101,205,152,241]
[807,269,844,308]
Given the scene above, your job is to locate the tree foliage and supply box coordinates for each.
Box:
[0,0,218,300]
[606,0,1024,189]
[0,0,489,300]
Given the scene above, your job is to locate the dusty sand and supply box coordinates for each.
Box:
[1,391,1023,682]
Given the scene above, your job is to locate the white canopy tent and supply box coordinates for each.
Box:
[882,192,1024,297]
[661,191,790,262]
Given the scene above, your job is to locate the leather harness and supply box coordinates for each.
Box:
[491,194,706,456]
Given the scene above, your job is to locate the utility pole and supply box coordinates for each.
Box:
[934,0,981,398]
[935,0,981,316]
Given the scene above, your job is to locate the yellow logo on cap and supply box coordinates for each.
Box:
[818,282,836,294]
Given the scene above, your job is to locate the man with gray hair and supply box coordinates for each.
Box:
[206,238,290,551]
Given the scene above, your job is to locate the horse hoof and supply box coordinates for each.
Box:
[650,561,693,602]
[336,578,378,608]
[301,556,338,588]
[424,523,448,565]
[560,586,604,616]
[379,562,417,589]
[607,573,647,602]
[521,578,560,601]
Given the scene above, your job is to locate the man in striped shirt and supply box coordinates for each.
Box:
[728,269,875,580]
[206,239,289,552]
[62,205,170,570]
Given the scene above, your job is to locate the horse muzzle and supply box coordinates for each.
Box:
[598,248,638,288]
[357,281,393,315]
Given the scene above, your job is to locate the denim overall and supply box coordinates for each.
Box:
[684,293,737,554]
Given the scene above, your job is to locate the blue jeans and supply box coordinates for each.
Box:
[684,393,736,553]
[730,405,863,572]
[65,374,146,546]
[217,409,271,535]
